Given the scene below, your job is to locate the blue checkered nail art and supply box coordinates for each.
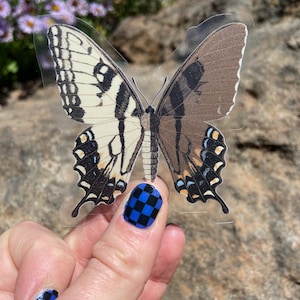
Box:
[36,289,58,300]
[123,183,162,228]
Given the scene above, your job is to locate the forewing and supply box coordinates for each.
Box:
[47,24,144,216]
[47,24,143,123]
[156,23,247,213]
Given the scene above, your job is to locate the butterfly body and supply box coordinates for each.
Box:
[47,21,247,217]
[140,106,160,181]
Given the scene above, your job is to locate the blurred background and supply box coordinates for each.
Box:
[0,0,299,299]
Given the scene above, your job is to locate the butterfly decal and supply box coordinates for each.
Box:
[47,20,247,217]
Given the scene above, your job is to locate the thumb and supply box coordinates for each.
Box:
[60,178,169,299]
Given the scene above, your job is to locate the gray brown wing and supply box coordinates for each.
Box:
[156,23,247,213]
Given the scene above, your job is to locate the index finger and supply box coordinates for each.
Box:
[64,178,169,272]
[60,178,170,299]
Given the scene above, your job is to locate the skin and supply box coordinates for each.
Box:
[0,178,185,300]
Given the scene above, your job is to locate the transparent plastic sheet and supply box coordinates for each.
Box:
[156,13,252,224]
[34,13,252,227]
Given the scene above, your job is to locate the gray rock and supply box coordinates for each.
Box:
[0,0,300,299]
[251,0,300,22]
[110,0,229,64]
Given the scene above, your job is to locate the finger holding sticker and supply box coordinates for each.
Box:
[0,179,185,300]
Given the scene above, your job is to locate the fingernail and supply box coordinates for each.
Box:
[123,183,162,229]
[166,222,176,227]
[36,289,58,300]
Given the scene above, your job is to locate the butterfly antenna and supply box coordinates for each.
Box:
[151,76,168,107]
[131,76,168,107]
[131,77,150,106]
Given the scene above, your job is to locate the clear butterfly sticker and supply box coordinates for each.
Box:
[35,14,248,221]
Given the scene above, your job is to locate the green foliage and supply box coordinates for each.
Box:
[0,37,40,89]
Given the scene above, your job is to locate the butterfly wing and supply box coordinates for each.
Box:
[156,23,248,213]
[47,24,144,217]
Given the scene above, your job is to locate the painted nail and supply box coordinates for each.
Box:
[36,289,58,300]
[123,183,162,229]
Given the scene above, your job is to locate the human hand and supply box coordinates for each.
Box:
[0,178,185,300]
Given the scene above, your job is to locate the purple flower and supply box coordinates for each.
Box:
[67,0,89,16]
[39,52,55,70]
[13,0,34,17]
[106,2,114,12]
[46,0,75,24]
[55,10,75,24]
[18,15,43,34]
[0,19,13,42]
[0,1,11,18]
[40,15,56,31]
[89,3,106,17]
[45,0,68,14]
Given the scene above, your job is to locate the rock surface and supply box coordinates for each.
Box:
[0,0,300,299]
